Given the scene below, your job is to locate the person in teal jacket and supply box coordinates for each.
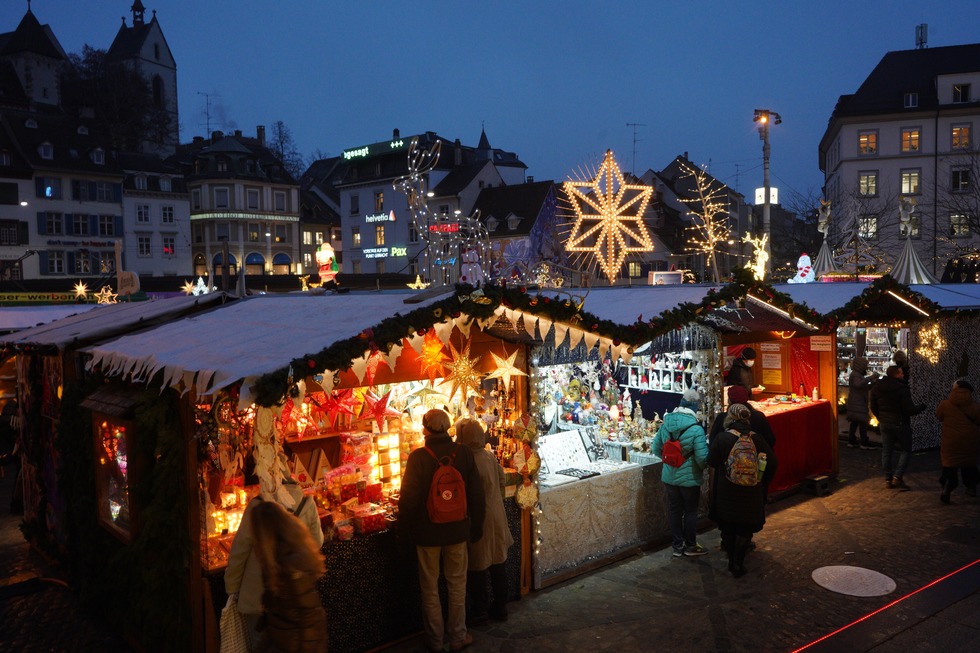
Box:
[652,389,710,557]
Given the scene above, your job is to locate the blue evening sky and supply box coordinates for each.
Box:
[5,0,978,205]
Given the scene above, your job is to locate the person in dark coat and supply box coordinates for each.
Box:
[708,385,775,449]
[892,350,910,383]
[935,378,980,503]
[869,365,926,491]
[726,347,758,399]
[399,409,485,653]
[846,357,877,449]
[708,404,777,578]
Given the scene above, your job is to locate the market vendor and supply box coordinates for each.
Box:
[726,347,758,399]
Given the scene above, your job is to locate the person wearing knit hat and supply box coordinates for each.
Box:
[726,347,758,399]
[708,401,777,578]
[652,388,709,557]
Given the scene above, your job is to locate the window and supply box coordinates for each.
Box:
[75,251,91,274]
[0,150,11,166]
[216,159,229,172]
[303,230,312,246]
[314,231,324,245]
[247,189,260,210]
[901,212,921,238]
[350,193,360,215]
[351,227,361,248]
[38,177,62,199]
[134,175,147,190]
[161,205,174,224]
[302,252,313,269]
[858,216,878,239]
[953,84,971,104]
[952,169,971,193]
[99,215,115,236]
[901,169,921,195]
[193,224,204,244]
[138,235,152,257]
[97,182,112,201]
[858,171,878,196]
[47,250,65,274]
[136,204,151,223]
[904,92,918,108]
[162,236,175,256]
[375,225,385,246]
[215,223,230,241]
[159,177,172,192]
[0,220,19,245]
[376,260,385,274]
[191,189,201,210]
[858,130,878,155]
[374,191,384,212]
[352,260,362,274]
[901,128,920,153]
[951,213,971,237]
[73,214,89,235]
[93,416,135,541]
[45,212,63,235]
[214,187,230,209]
[409,260,419,277]
[628,261,642,278]
[439,204,450,215]
[952,124,971,150]
[408,223,419,243]
[274,191,286,212]
[98,252,115,273]
[91,149,105,165]
[39,142,54,159]
[274,224,287,243]
[247,223,260,242]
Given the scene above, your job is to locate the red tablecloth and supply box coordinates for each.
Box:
[757,400,834,491]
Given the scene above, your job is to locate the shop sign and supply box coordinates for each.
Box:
[433,257,457,266]
[428,223,459,233]
[761,353,781,369]
[45,239,115,247]
[809,335,833,351]
[0,292,77,303]
[391,247,407,257]
[363,247,388,259]
[762,369,782,385]
[365,211,396,223]
[342,139,409,160]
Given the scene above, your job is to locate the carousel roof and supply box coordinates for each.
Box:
[889,237,939,284]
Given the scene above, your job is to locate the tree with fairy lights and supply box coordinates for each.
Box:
[677,162,732,283]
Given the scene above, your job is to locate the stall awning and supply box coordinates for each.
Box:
[80,385,143,418]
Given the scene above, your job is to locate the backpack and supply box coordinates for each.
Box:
[424,445,467,523]
[661,425,695,468]
[724,430,760,486]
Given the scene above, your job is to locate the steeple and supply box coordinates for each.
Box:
[131,0,146,27]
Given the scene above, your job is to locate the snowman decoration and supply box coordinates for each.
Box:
[787,252,815,284]
[459,246,484,286]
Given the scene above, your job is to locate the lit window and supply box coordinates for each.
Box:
[162,236,175,256]
[901,212,921,238]
[628,261,642,278]
[351,227,361,248]
[98,253,115,273]
[94,417,135,541]
[901,169,921,195]
[858,171,877,196]
[901,128,920,153]
[950,213,971,237]
[39,177,62,199]
[858,130,877,155]
[303,231,312,246]
[274,224,286,243]
[75,252,91,274]
[375,225,385,246]
[314,231,324,245]
[374,191,384,212]
[247,223,260,242]
[952,125,971,150]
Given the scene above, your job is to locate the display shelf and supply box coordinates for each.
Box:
[621,352,707,395]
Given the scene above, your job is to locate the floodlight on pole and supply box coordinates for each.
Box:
[753,109,781,278]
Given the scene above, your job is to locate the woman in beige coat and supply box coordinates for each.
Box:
[936,378,980,503]
[455,418,514,624]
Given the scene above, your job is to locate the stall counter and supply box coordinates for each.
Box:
[754,399,835,492]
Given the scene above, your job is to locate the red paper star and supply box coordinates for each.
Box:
[319,389,360,427]
[418,330,451,386]
[363,390,402,430]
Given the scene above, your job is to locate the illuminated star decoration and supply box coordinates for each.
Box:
[484,350,527,390]
[563,149,654,284]
[418,330,451,386]
[440,338,483,403]
[95,285,117,304]
[73,281,89,300]
[180,280,196,295]
[407,274,430,290]
[320,389,361,428]
[363,390,402,430]
[192,277,210,296]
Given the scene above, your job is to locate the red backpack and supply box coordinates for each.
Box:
[424,446,467,523]
[661,425,695,467]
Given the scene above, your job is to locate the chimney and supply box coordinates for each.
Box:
[256,125,266,146]
[234,129,242,137]
[393,128,400,139]
[193,136,204,144]
[527,176,534,183]
[454,138,462,166]
[211,130,223,144]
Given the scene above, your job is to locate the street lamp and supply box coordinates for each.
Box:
[753,108,781,278]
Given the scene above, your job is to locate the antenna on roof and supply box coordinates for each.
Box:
[915,23,928,49]
[626,122,645,175]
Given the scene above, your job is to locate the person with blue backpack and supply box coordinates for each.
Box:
[708,403,777,578]
[652,389,710,558]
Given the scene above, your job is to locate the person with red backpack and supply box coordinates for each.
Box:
[708,403,777,578]
[652,389,710,558]
[399,409,485,653]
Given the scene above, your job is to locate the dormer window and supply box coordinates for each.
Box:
[91,148,105,165]
[159,176,172,192]
[77,125,89,135]
[39,142,54,160]
[135,175,148,190]
[953,84,971,104]
[216,158,229,172]
[507,216,521,230]
[25,118,37,129]
[0,150,10,166]
[486,217,499,232]
[904,92,918,109]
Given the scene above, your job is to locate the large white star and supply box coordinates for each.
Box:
[484,350,527,389]
[563,149,654,284]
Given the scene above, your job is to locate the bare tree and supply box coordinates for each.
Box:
[771,187,822,268]
[267,120,305,179]
[678,162,732,283]
[828,183,911,274]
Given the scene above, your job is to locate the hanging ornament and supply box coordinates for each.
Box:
[440,338,484,403]
[418,329,451,386]
[363,390,402,430]
[484,350,528,389]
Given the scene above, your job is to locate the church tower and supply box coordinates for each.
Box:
[0,5,68,107]
[107,1,179,155]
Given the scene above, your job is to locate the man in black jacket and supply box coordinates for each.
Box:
[399,409,485,653]
[870,365,926,490]
[727,347,758,399]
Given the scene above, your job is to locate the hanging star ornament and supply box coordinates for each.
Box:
[180,280,196,295]
[418,330,451,386]
[73,281,89,300]
[440,339,484,403]
[95,285,118,304]
[562,149,654,284]
[363,389,403,430]
[484,350,527,389]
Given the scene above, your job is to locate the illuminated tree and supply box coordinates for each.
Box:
[677,162,732,283]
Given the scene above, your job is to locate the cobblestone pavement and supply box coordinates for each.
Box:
[2,444,979,653]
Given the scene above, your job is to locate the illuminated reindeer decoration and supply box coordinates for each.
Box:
[394,138,491,288]
[742,232,769,281]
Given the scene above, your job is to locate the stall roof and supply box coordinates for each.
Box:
[82,291,446,399]
[0,294,231,349]
[578,284,721,323]
[0,304,100,334]
[909,284,980,310]
[775,283,869,315]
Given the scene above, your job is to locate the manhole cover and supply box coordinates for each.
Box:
[811,565,896,597]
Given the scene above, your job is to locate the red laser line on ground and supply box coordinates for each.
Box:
[790,557,980,652]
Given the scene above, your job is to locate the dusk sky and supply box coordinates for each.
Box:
[5,1,978,206]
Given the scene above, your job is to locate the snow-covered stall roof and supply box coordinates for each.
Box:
[775,283,869,315]
[0,294,230,349]
[0,304,100,334]
[578,284,721,323]
[909,284,980,311]
[82,291,446,401]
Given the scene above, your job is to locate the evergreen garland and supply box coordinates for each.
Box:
[822,274,941,329]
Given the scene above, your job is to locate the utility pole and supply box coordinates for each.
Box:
[626,122,645,176]
[753,109,781,278]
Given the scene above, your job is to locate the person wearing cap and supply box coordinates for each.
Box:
[935,378,980,503]
[708,403,777,578]
[399,409,485,653]
[846,357,878,449]
[454,418,513,625]
[727,347,758,399]
[652,389,710,557]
